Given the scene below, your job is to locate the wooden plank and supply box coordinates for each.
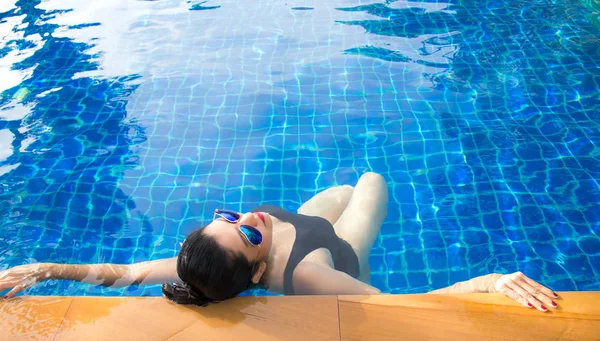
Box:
[52,296,339,341]
[4,292,600,341]
[338,292,600,341]
[0,297,73,341]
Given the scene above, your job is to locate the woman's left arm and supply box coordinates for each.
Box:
[292,261,381,295]
[1,257,181,299]
[429,271,559,312]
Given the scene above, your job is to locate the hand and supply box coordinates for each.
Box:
[0,263,52,299]
[490,272,558,312]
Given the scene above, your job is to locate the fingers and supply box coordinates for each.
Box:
[493,272,560,313]
[505,279,547,312]
[1,266,44,299]
[499,285,532,308]
[515,278,557,310]
[1,279,20,298]
[0,274,18,292]
[4,284,25,299]
[0,281,16,293]
[501,272,558,312]
[520,273,558,299]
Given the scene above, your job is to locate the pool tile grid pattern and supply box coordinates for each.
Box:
[0,0,599,297]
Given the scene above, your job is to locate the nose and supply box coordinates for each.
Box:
[238,212,258,227]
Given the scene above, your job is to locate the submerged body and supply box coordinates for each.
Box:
[0,173,559,311]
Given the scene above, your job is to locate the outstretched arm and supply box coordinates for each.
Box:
[428,273,501,294]
[1,257,180,299]
[428,272,559,312]
[292,261,380,295]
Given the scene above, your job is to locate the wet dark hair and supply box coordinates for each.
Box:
[162,228,258,306]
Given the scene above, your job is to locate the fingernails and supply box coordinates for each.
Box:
[3,295,7,300]
[553,292,558,298]
[528,303,533,307]
[552,301,557,307]
[541,305,547,311]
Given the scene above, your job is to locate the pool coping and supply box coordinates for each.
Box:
[1,292,599,340]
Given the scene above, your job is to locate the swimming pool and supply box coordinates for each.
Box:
[0,0,599,297]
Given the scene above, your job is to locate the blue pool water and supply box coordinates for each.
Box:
[0,0,599,297]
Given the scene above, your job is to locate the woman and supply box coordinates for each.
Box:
[0,172,558,311]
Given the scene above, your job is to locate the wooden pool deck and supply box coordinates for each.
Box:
[1,292,599,340]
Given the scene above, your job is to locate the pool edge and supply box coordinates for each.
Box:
[1,292,599,340]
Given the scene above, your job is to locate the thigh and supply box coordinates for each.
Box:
[297,185,354,225]
[333,172,388,271]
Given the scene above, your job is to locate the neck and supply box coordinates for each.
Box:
[258,220,287,287]
[258,240,279,287]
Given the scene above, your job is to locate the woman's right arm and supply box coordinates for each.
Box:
[0,257,181,299]
[428,271,558,312]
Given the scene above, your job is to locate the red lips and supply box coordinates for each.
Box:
[255,212,265,223]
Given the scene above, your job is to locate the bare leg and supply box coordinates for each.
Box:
[333,172,388,275]
[297,185,354,225]
[358,264,371,284]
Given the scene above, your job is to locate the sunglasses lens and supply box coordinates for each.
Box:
[240,225,263,246]
[217,210,240,222]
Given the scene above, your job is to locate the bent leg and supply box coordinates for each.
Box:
[333,172,388,274]
[358,264,371,284]
[297,185,354,225]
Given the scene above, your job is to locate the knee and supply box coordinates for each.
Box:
[325,185,354,196]
[333,185,354,203]
[360,172,386,187]
[359,172,389,204]
[340,184,354,193]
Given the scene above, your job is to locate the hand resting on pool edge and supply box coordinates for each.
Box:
[427,271,559,311]
[0,172,559,312]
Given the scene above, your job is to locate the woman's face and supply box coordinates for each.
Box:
[202,211,274,269]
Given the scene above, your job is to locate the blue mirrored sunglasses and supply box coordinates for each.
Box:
[213,209,263,246]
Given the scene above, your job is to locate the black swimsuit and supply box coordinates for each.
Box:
[251,204,360,295]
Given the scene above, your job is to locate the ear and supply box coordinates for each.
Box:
[251,261,267,284]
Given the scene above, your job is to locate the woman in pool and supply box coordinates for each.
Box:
[0,172,558,311]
